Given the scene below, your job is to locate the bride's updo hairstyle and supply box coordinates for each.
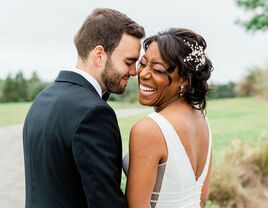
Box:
[143,28,213,114]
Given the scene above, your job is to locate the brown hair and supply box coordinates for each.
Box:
[143,28,213,113]
[74,8,145,60]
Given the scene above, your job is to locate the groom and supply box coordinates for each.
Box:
[23,8,145,208]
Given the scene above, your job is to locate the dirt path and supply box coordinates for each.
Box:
[0,107,152,207]
[0,124,24,208]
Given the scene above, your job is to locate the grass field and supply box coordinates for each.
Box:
[0,101,139,127]
[1,97,268,153]
[0,102,31,126]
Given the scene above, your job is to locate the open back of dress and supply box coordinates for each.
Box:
[123,112,212,208]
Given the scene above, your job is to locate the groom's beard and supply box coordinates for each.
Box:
[101,58,127,94]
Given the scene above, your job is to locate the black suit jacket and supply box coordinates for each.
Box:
[23,71,127,208]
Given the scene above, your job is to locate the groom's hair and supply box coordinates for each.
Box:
[74,8,145,61]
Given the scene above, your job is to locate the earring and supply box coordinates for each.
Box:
[179,85,184,97]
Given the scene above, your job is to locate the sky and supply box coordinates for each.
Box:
[0,0,268,84]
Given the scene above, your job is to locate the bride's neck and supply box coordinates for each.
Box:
[154,95,181,112]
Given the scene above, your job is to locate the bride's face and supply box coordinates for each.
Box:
[137,41,180,107]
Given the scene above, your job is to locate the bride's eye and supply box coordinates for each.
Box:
[153,68,166,74]
[139,61,146,66]
[138,59,147,67]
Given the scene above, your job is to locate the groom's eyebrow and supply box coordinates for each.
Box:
[126,57,139,62]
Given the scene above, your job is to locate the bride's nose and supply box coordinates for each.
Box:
[138,66,152,80]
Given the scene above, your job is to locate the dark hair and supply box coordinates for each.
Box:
[74,8,145,60]
[143,28,213,113]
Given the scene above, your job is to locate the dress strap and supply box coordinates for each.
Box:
[147,112,180,149]
[147,112,196,181]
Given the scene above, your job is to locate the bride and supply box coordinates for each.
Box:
[123,28,213,208]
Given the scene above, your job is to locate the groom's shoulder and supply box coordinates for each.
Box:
[36,80,108,116]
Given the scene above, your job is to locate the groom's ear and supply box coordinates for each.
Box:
[92,45,107,67]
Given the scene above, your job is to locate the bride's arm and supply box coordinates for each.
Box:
[126,118,166,208]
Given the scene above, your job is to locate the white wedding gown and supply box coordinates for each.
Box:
[123,112,212,208]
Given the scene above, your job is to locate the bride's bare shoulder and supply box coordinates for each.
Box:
[129,116,165,157]
[130,116,160,137]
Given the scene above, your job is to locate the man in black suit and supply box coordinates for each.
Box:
[23,8,145,208]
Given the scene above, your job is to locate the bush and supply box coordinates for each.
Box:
[209,140,268,208]
[235,68,268,99]
[254,69,268,100]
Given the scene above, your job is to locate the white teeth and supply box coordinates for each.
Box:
[139,84,156,96]
[139,84,155,91]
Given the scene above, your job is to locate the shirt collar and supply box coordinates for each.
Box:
[65,68,102,97]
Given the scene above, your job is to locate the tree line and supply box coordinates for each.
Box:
[208,67,268,100]
[0,67,267,103]
[0,71,49,103]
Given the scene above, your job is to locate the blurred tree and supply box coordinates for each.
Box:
[0,79,4,101]
[29,71,41,83]
[109,77,139,102]
[253,68,268,99]
[235,69,259,96]
[2,73,19,102]
[208,82,237,99]
[1,71,49,102]
[236,0,268,31]
[27,71,49,101]
[235,0,268,100]
[15,71,28,101]
[235,68,268,98]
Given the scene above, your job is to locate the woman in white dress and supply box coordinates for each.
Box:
[123,28,213,208]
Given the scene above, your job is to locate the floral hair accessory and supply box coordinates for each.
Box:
[183,39,206,71]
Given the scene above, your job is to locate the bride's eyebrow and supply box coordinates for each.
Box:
[150,60,168,69]
[151,61,165,66]
[143,55,165,66]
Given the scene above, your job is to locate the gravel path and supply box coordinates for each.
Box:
[0,124,24,208]
[0,107,152,208]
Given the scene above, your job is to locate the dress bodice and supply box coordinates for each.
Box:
[122,112,212,208]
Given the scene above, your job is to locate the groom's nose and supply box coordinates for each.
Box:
[129,65,137,76]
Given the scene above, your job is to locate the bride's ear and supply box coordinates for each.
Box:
[176,76,188,90]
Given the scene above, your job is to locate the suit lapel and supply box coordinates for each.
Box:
[55,70,100,96]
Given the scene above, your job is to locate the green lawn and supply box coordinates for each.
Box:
[0,101,139,127]
[207,97,268,154]
[1,97,267,153]
[108,100,141,109]
[0,102,31,126]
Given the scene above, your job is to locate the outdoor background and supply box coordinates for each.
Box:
[0,0,268,207]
